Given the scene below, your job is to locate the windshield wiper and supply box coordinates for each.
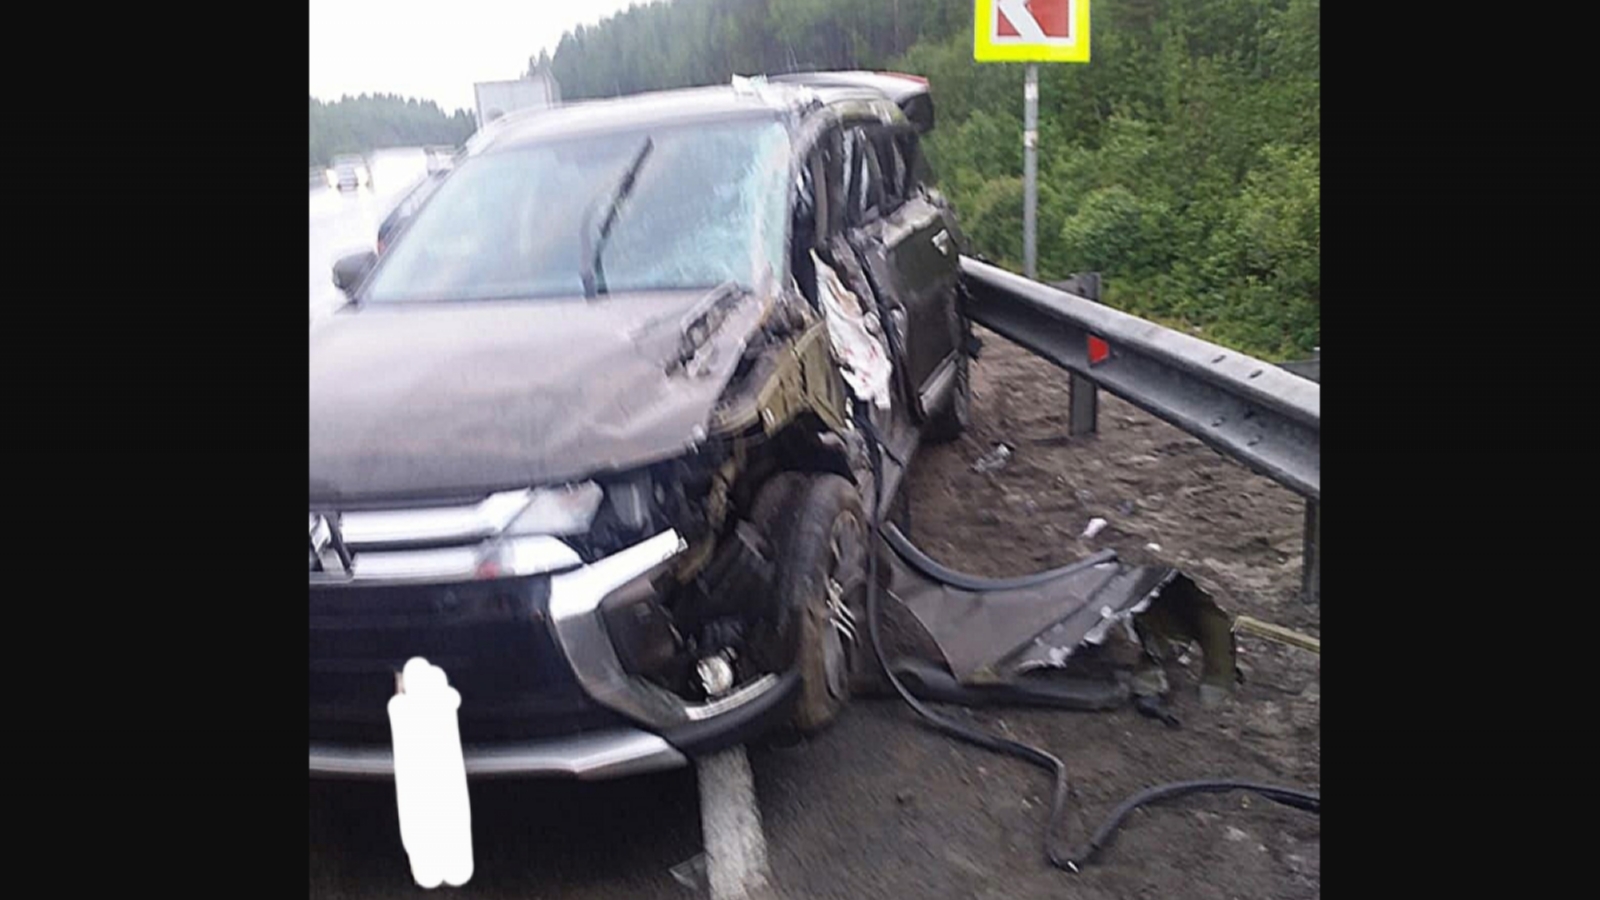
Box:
[579,137,654,299]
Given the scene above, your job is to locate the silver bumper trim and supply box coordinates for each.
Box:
[308,728,688,781]
[546,529,789,729]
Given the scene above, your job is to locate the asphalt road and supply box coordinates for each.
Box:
[306,180,1321,900]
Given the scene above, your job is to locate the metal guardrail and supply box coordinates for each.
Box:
[959,257,1321,601]
[961,257,1319,498]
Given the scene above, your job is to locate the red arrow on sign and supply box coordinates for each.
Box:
[997,0,1072,39]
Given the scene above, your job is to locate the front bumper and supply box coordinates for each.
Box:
[309,727,687,780]
[309,527,798,779]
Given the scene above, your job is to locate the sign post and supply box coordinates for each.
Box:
[974,0,1091,277]
[1023,63,1038,278]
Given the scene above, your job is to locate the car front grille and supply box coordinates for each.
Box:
[308,491,624,745]
[310,573,629,744]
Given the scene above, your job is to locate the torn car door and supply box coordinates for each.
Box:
[841,125,962,419]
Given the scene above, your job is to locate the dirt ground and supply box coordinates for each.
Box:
[882,325,1322,899]
[309,327,1321,900]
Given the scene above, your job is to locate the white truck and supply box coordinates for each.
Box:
[473,73,560,130]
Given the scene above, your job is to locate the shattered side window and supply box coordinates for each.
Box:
[841,128,881,226]
[362,118,791,303]
[795,162,815,225]
[792,152,819,300]
[876,132,908,210]
[821,131,846,234]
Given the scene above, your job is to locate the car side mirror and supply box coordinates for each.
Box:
[332,251,377,297]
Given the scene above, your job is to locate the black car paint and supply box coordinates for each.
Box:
[848,198,963,417]
[309,287,774,505]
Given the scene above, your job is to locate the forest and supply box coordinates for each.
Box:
[545,0,1319,359]
[309,94,474,171]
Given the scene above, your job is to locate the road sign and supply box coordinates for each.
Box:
[973,1,1092,284]
[974,0,1091,63]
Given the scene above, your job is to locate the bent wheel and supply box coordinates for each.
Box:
[751,472,868,734]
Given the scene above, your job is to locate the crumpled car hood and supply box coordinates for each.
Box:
[309,288,767,505]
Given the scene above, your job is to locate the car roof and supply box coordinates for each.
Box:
[470,78,911,156]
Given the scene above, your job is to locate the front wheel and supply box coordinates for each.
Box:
[751,472,868,734]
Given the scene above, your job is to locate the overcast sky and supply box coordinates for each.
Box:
[310,0,648,113]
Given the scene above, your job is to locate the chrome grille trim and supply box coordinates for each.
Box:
[309,490,579,584]
[335,489,536,548]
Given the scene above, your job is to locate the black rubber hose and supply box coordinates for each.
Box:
[882,522,1117,592]
[858,411,1081,871]
[1073,780,1321,868]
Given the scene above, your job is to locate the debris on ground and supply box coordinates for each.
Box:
[1131,668,1181,728]
[1082,517,1108,539]
[1130,666,1170,698]
[973,443,1014,474]
[1233,616,1320,654]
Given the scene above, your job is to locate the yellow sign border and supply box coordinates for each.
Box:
[973,0,1091,63]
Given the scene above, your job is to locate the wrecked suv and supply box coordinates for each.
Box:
[310,73,974,779]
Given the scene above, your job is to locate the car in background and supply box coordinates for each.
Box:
[330,154,371,192]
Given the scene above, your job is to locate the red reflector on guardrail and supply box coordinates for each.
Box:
[1088,336,1110,365]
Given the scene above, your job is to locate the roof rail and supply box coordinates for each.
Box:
[768,70,928,100]
[768,70,934,132]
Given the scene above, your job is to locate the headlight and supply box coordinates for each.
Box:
[505,481,603,536]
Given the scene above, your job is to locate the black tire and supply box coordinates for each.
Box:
[922,336,972,445]
[750,472,868,734]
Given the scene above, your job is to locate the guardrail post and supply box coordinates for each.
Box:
[1067,272,1101,437]
[1301,499,1320,604]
